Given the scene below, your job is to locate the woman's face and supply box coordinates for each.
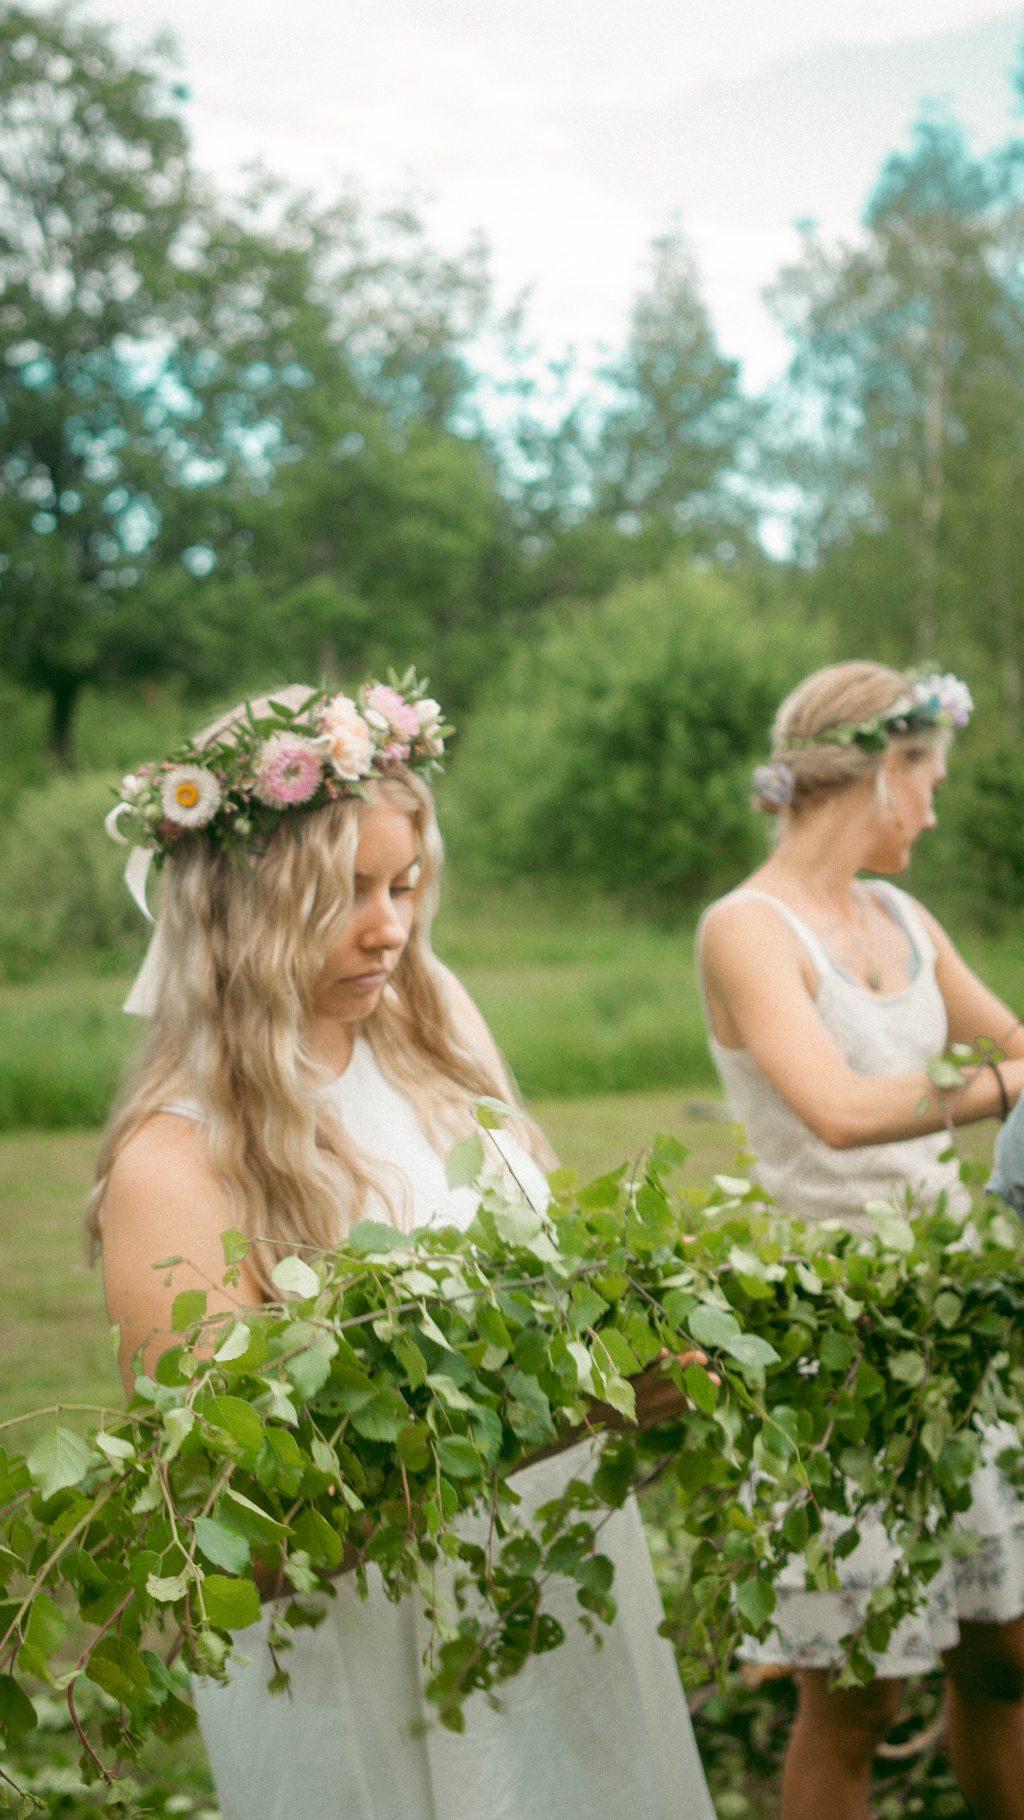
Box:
[309,799,421,1021]
[866,744,946,874]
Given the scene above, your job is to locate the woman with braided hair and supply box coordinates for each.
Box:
[90,677,716,1820]
[698,659,1024,1820]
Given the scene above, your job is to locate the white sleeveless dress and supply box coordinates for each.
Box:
[698,883,1024,1676]
[174,1037,717,1820]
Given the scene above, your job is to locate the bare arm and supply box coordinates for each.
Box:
[700,899,1024,1150]
[99,1114,265,1394]
[917,904,1024,1059]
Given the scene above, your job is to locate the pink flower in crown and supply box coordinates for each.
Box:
[379,740,411,766]
[321,694,375,780]
[252,734,324,807]
[363,684,421,742]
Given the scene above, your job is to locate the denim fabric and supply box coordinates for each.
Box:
[988,1095,1024,1217]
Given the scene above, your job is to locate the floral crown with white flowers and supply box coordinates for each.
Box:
[752,672,973,812]
[105,670,450,866]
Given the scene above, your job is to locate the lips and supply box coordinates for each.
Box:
[343,969,389,989]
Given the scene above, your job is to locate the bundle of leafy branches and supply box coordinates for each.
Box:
[2,1115,1024,1813]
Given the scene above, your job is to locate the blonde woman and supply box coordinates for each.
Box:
[91,679,716,1820]
[698,660,1024,1820]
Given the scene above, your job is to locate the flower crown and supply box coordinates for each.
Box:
[802,672,974,754]
[106,671,450,864]
[752,672,973,812]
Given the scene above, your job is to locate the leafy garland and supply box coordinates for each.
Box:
[2,1119,1024,1813]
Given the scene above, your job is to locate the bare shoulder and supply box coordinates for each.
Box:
[699,889,805,981]
[100,1113,232,1262]
[100,1115,262,1389]
[105,1113,222,1210]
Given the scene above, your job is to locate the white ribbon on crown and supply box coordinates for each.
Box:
[105,803,165,1016]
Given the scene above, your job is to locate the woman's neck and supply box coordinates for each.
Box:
[759,811,873,913]
[307,1017,357,1078]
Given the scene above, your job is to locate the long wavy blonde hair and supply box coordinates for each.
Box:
[88,698,553,1296]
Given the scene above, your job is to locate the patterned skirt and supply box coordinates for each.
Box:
[743,1422,1024,1678]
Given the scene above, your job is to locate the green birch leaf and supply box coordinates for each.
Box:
[222,1490,291,1544]
[214,1322,253,1362]
[146,1571,190,1603]
[435,1436,480,1479]
[170,1290,207,1330]
[347,1220,407,1255]
[567,1340,596,1393]
[24,1593,65,1657]
[686,1306,741,1350]
[0,1673,37,1742]
[199,1395,264,1455]
[285,1337,337,1399]
[735,1575,777,1630]
[889,1350,926,1386]
[933,1291,963,1329]
[426,1373,475,1411]
[194,1517,251,1575]
[201,1576,262,1631]
[599,1376,637,1424]
[220,1228,251,1267]
[293,1507,345,1569]
[473,1096,518,1129]
[593,1328,641,1377]
[350,1387,408,1442]
[161,1405,195,1461]
[493,1202,545,1246]
[683,1362,718,1415]
[569,1281,610,1332]
[271,1255,320,1300]
[94,1429,135,1461]
[444,1133,485,1190]
[26,1425,93,1498]
[131,1468,162,1514]
[85,1636,149,1699]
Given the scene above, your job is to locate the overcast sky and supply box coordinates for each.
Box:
[83,1,1024,392]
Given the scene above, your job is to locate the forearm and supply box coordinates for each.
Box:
[820,1060,1015,1149]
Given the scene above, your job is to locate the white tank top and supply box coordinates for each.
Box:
[697,882,969,1232]
[161,1035,550,1236]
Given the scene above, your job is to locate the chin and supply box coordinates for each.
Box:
[864,846,910,876]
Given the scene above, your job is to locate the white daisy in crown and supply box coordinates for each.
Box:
[160,765,222,830]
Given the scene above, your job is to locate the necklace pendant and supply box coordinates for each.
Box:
[866,965,883,992]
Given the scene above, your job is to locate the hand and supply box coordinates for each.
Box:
[600,1348,720,1434]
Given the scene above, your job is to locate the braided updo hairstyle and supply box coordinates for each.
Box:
[752,660,945,819]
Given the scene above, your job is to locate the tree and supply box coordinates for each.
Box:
[590,230,758,562]
[0,6,520,761]
[0,4,198,759]
[449,565,824,902]
[769,112,1024,728]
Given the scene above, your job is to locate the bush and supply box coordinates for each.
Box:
[447,566,827,902]
[952,738,1024,921]
[0,773,145,979]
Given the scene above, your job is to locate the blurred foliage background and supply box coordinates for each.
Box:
[3,2,1024,1812]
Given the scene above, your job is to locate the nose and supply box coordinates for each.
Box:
[358,892,408,954]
